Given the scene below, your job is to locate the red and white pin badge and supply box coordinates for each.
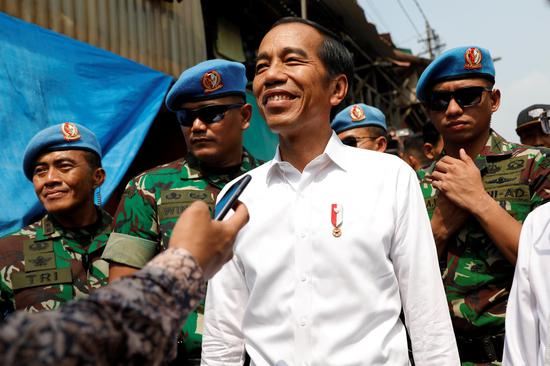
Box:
[350,105,366,122]
[201,70,223,94]
[61,122,81,142]
[464,47,483,70]
[331,203,343,237]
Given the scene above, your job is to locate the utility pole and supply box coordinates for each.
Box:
[422,21,444,59]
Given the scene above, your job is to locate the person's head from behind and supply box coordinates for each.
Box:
[416,46,500,148]
[331,103,388,152]
[23,123,105,223]
[402,134,432,171]
[515,104,550,148]
[165,59,252,168]
[422,122,444,161]
[252,17,354,135]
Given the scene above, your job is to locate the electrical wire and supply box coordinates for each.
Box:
[396,0,422,38]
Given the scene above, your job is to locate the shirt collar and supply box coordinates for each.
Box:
[265,132,348,185]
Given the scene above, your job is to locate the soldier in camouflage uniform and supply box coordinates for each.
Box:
[102,59,261,363]
[415,46,550,365]
[0,122,112,319]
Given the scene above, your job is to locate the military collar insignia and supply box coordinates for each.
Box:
[350,105,366,122]
[201,70,223,94]
[61,122,81,141]
[464,47,483,70]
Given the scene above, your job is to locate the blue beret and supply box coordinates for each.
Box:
[331,103,387,134]
[165,59,247,111]
[23,122,102,181]
[416,46,495,103]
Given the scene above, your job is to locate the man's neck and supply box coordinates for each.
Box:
[52,204,99,229]
[194,148,244,171]
[445,129,490,159]
[278,127,332,172]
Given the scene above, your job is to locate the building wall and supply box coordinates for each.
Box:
[0,0,207,77]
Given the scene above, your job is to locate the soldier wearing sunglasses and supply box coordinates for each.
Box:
[515,104,550,148]
[416,46,550,365]
[331,103,388,152]
[101,59,261,364]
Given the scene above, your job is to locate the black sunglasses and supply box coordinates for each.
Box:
[176,103,243,127]
[428,86,492,112]
[341,136,377,147]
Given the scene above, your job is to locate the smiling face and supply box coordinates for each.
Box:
[253,22,344,136]
[427,78,500,149]
[180,95,251,168]
[32,150,104,218]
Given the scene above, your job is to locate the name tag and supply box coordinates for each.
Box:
[11,268,72,290]
[487,185,530,202]
[158,203,192,220]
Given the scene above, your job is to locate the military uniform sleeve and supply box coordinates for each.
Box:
[390,164,460,365]
[102,178,160,268]
[0,247,205,366]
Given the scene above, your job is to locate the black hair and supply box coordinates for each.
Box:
[403,133,431,166]
[82,150,102,170]
[365,125,387,139]
[271,17,354,118]
[422,122,441,145]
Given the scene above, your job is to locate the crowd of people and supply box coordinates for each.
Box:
[0,16,549,366]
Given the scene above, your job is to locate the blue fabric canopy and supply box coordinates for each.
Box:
[0,12,173,236]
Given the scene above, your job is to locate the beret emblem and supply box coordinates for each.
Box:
[350,105,366,122]
[201,70,223,94]
[61,122,81,141]
[464,47,483,70]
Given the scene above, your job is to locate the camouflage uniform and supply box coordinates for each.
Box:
[102,149,261,358]
[0,209,112,320]
[419,130,550,365]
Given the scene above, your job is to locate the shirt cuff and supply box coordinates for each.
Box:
[101,232,158,269]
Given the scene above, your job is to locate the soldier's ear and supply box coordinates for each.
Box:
[92,167,106,188]
[240,104,252,130]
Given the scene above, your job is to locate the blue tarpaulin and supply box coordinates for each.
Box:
[0,12,173,236]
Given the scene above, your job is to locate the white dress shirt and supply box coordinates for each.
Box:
[202,133,459,366]
[503,202,550,366]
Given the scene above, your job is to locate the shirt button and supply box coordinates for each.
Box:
[299,317,307,327]
[300,273,307,282]
[299,232,306,239]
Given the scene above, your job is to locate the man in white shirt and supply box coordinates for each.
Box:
[503,202,550,366]
[201,17,459,365]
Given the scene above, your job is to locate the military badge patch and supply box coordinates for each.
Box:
[350,105,366,122]
[201,70,224,94]
[61,122,81,141]
[464,47,483,70]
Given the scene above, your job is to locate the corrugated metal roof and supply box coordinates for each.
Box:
[0,0,207,77]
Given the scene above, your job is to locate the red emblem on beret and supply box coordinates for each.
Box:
[350,105,366,122]
[464,48,483,70]
[201,70,223,94]
[61,122,81,141]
